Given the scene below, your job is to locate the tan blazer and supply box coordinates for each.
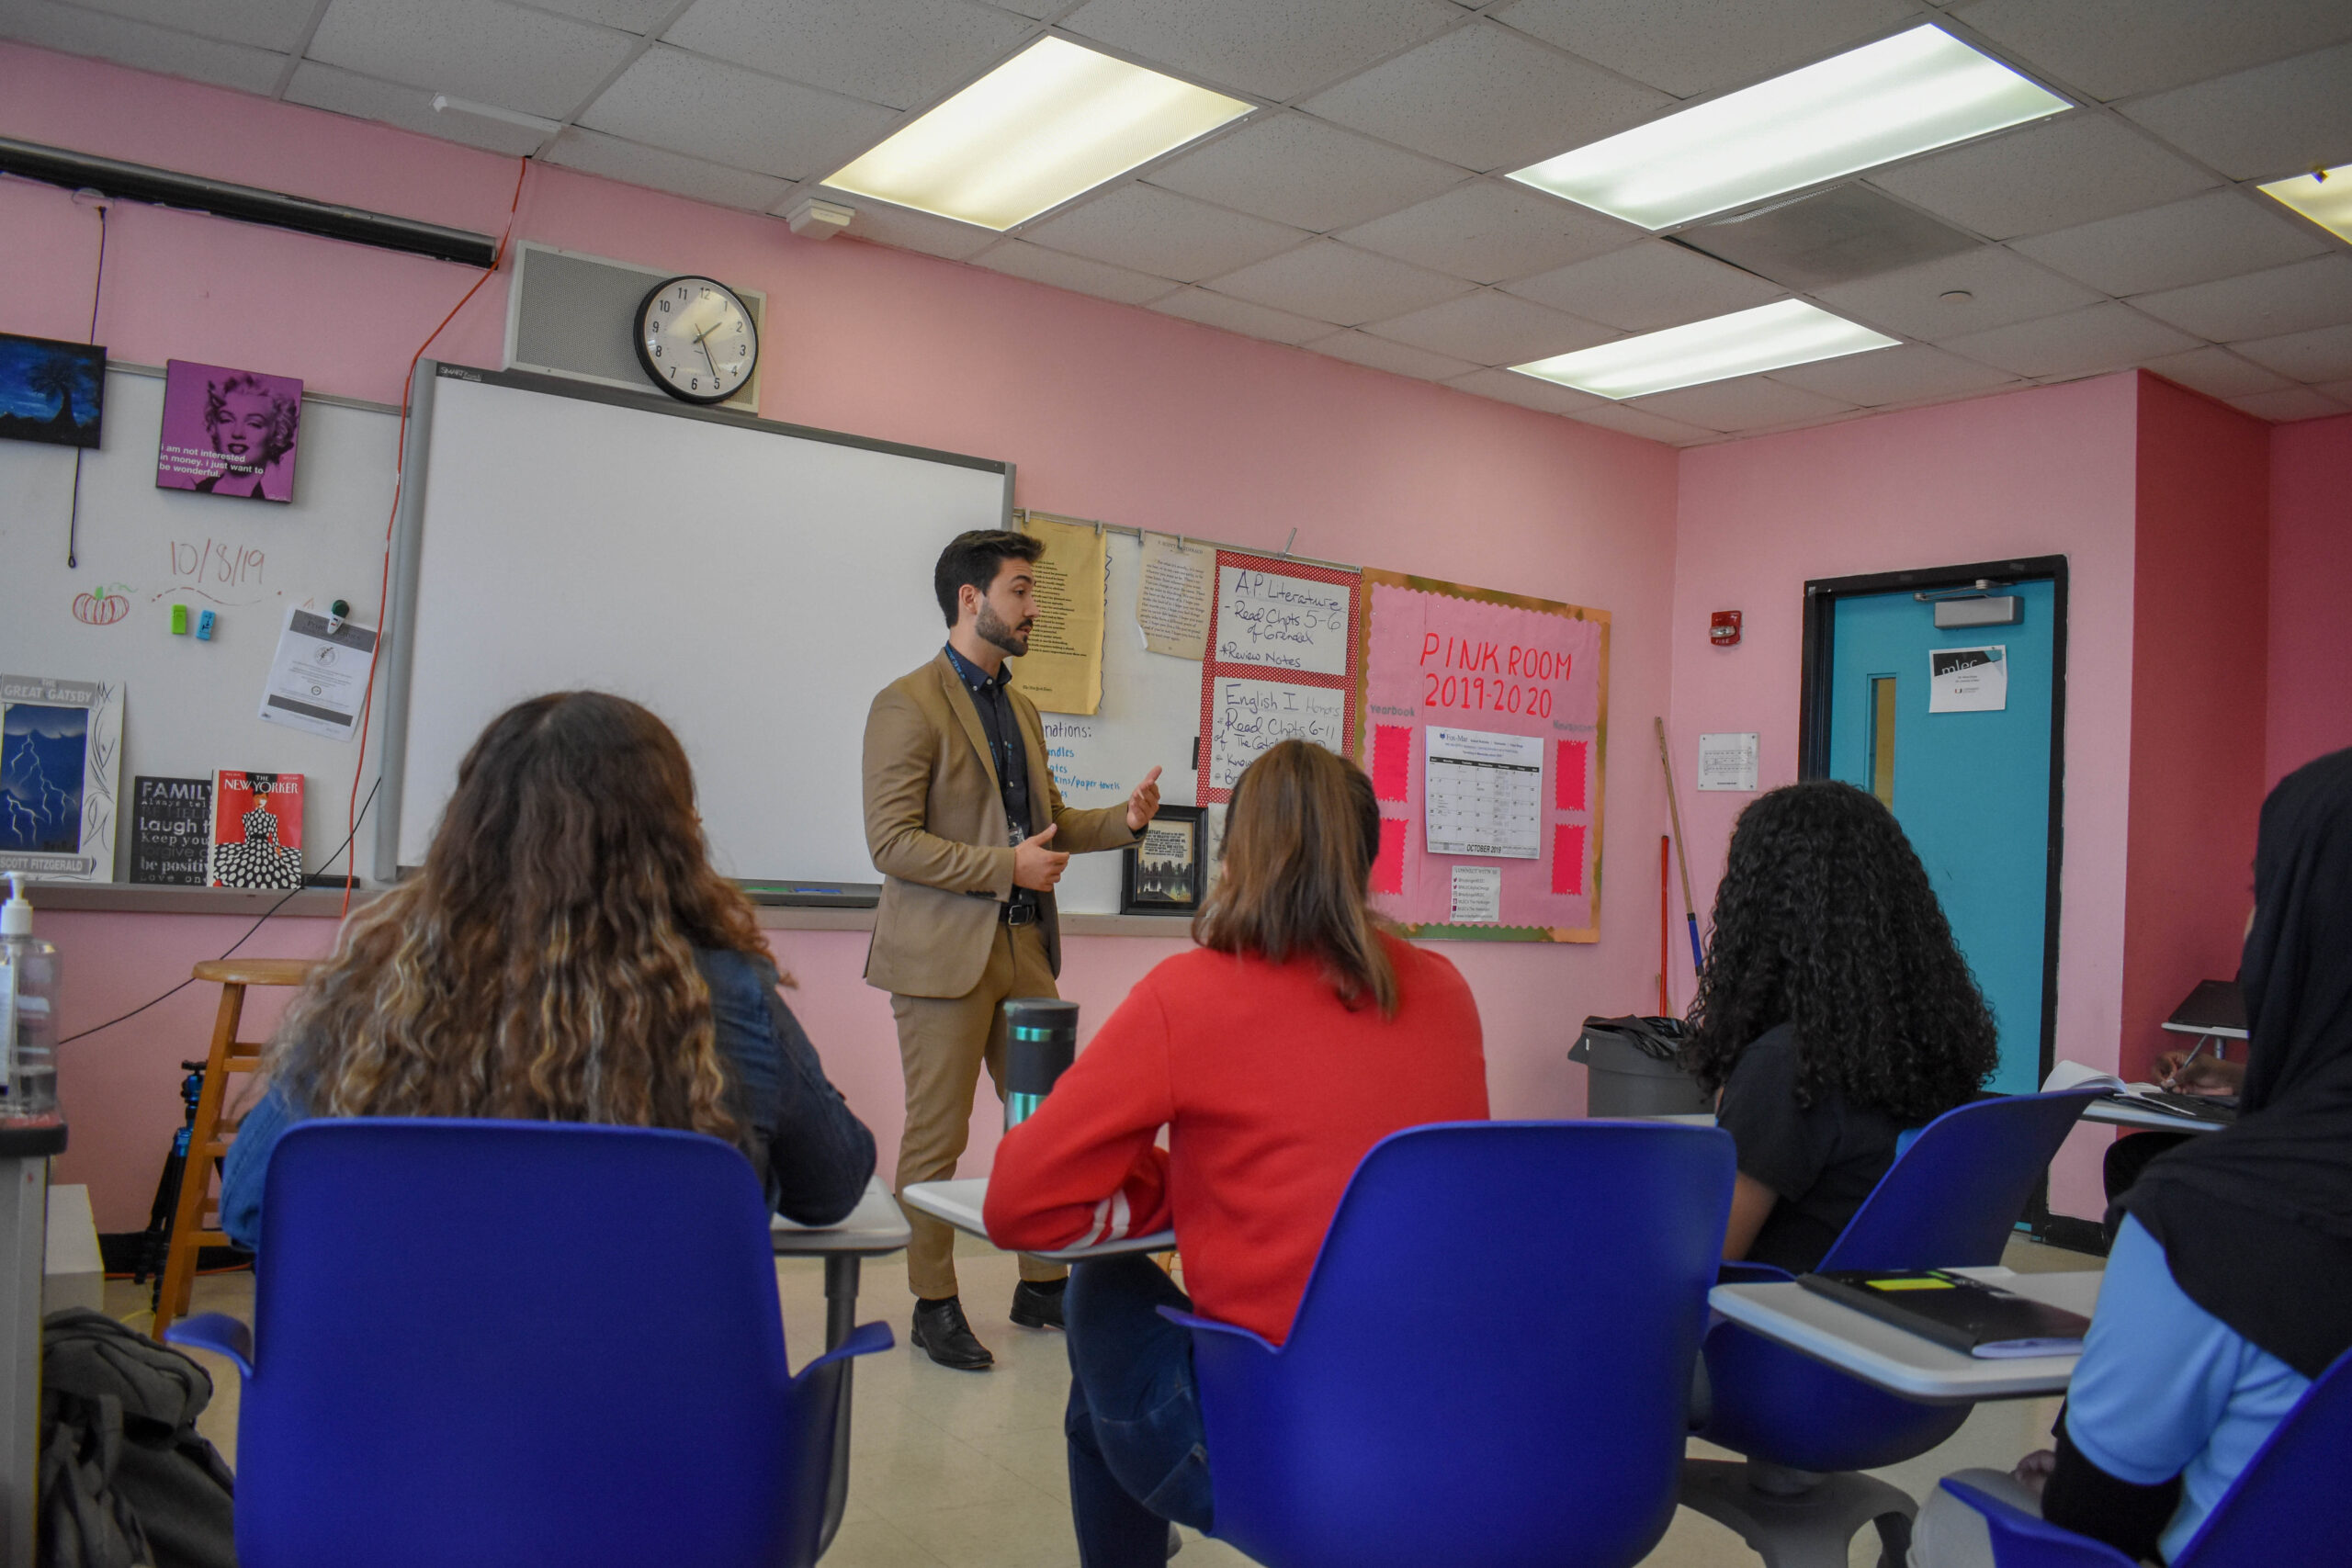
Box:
[863,652,1136,998]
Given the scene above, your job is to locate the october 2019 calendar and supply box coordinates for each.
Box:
[1423,727,1544,858]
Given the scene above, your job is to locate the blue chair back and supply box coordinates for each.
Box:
[1946,1351,2352,1565]
[1182,1122,1735,1568]
[232,1120,827,1568]
[1700,1090,2100,1472]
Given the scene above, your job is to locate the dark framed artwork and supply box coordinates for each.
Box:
[1121,804,1206,916]
[0,333,106,448]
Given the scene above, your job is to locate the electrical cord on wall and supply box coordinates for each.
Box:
[66,189,108,568]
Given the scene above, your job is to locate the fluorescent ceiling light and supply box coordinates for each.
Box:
[1512,299,1898,400]
[1510,26,2069,231]
[822,38,1251,231]
[2258,164,2352,243]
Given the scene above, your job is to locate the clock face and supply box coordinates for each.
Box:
[634,276,758,405]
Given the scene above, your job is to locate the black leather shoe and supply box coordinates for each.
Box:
[910,1296,994,1371]
[1010,1279,1068,1330]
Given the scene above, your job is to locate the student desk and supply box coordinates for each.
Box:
[900,1178,1178,1259]
[2079,1099,2230,1134]
[1708,1265,2103,1404]
[769,1174,910,1553]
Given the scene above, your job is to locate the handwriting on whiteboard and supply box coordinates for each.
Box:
[1207,677,1346,789]
[1216,567,1351,675]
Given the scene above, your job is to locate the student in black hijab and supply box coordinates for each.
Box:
[1914,748,2352,1566]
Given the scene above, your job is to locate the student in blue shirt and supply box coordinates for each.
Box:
[1914,748,2352,1565]
[220,691,874,1248]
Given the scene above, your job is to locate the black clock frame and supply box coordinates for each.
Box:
[633,275,758,406]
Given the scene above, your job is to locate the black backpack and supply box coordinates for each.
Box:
[39,1309,236,1568]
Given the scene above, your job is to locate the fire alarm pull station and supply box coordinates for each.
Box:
[1710,611,1742,647]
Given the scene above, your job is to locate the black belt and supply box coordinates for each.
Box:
[1001,901,1040,927]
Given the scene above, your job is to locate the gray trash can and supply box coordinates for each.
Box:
[1570,1015,1713,1117]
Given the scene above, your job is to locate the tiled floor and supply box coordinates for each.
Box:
[118,1232,2099,1567]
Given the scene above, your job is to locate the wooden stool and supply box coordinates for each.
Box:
[153,958,320,1337]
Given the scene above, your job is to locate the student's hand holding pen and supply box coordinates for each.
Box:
[2155,1045,2245,1095]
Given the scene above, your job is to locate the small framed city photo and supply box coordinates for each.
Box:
[1120,804,1206,916]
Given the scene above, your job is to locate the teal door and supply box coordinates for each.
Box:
[1821,577,2060,1095]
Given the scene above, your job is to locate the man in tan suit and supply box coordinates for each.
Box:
[865,529,1161,1370]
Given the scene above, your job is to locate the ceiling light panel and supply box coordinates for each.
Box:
[2260,164,2352,245]
[1509,26,2070,231]
[821,37,1253,231]
[1512,299,1896,399]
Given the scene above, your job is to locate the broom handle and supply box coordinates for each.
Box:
[1655,717,1703,974]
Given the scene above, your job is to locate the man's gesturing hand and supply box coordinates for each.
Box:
[1126,765,1164,833]
[1013,825,1069,891]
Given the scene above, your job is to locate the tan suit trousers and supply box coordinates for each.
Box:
[892,919,1067,1299]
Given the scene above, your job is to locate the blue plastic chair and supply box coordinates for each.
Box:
[1159,1120,1736,1568]
[1939,1346,2352,1566]
[166,1119,891,1568]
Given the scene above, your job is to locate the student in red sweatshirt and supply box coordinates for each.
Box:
[985,739,1487,1567]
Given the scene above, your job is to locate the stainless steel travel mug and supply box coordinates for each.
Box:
[1003,997,1078,1130]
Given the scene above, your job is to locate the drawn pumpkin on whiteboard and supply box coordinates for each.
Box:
[73,584,130,626]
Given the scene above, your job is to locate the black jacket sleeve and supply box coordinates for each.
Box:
[2042,1416,2183,1564]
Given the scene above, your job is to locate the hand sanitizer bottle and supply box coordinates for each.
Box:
[0,873,61,1126]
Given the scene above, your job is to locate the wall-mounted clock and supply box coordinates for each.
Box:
[633,275,758,405]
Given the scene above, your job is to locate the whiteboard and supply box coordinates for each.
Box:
[381,365,1012,887]
[0,367,401,878]
[1035,527,1204,914]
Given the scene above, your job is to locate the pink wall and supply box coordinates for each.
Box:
[2268,413,2352,785]
[1666,376,2144,1215]
[2120,378,2269,1083]
[2,45,1679,1231]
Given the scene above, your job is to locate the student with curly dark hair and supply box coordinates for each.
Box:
[1684,779,1999,1269]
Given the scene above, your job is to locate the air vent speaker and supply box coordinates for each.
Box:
[1671,185,1982,292]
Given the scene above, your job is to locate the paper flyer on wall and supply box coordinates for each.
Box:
[1450,864,1502,924]
[1423,726,1544,859]
[1136,532,1213,660]
[258,605,379,741]
[1929,646,2007,713]
[1697,732,1758,791]
[1011,513,1107,716]
[0,674,123,882]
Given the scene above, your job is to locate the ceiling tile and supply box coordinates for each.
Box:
[2132,255,2352,342]
[1936,301,2201,378]
[541,127,797,209]
[1306,330,1481,381]
[973,238,1182,306]
[1143,113,1467,234]
[1501,239,1781,331]
[662,0,1036,112]
[1300,19,1670,173]
[1205,237,1476,323]
[69,0,317,51]
[2315,378,2352,403]
[2228,387,2352,422]
[1864,113,2218,241]
[1445,367,1608,416]
[0,1,287,93]
[1815,246,2100,339]
[2231,321,2352,383]
[1148,287,1336,344]
[1951,0,2352,102]
[527,0,677,31]
[1019,184,1308,282]
[1565,401,1721,446]
[2120,40,2352,182]
[1765,342,2020,406]
[1335,178,1637,284]
[580,45,901,180]
[2007,189,2331,298]
[1058,0,1454,101]
[2138,346,2295,400]
[307,0,636,119]
[831,197,998,258]
[285,61,552,153]
[1363,288,1610,364]
[1494,0,1915,99]
[1629,376,1856,433]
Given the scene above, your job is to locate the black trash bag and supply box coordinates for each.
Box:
[1573,1014,1690,1063]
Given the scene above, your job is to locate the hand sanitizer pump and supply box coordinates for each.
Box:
[0,874,61,1125]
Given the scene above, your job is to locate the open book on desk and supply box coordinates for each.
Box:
[2043,1059,2237,1123]
[1798,1270,2091,1359]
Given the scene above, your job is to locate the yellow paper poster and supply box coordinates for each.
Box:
[1011,513,1106,716]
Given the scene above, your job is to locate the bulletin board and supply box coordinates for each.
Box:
[1195,551,1363,806]
[1356,570,1610,942]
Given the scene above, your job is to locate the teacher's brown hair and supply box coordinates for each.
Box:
[1194,739,1396,1017]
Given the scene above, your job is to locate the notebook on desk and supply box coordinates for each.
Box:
[1798,1270,2091,1359]
[2042,1060,2238,1123]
